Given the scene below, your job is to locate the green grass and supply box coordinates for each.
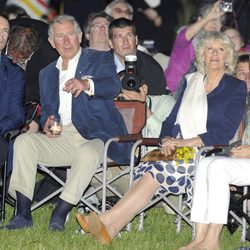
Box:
[0,205,250,250]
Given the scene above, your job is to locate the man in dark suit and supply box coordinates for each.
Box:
[0,14,25,168]
[8,18,59,132]
[108,18,167,95]
[6,14,130,231]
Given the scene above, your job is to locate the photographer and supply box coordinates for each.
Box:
[108,18,166,95]
[118,68,175,137]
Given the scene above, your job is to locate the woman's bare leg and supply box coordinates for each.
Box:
[193,223,223,250]
[99,172,160,238]
[179,223,209,250]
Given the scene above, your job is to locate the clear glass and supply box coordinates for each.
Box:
[49,118,62,135]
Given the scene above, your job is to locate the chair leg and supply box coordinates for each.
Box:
[0,161,7,223]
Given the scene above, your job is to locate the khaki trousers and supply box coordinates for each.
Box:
[9,124,104,205]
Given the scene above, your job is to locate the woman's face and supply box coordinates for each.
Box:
[204,40,228,72]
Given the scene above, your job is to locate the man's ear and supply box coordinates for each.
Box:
[48,37,55,48]
[108,39,113,49]
[77,31,83,44]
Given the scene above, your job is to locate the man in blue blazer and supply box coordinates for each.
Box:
[0,14,25,168]
[7,14,130,231]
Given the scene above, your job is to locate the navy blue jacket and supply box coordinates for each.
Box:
[0,54,25,136]
[160,74,247,145]
[39,48,131,164]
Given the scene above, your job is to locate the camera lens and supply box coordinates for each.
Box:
[127,78,137,89]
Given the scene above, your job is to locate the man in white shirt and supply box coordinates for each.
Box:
[6,14,130,231]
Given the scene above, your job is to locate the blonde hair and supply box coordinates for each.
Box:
[196,31,237,75]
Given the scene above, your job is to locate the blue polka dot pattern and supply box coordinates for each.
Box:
[134,154,200,208]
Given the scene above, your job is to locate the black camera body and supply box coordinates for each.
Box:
[122,54,142,92]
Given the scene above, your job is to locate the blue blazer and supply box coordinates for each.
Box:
[160,74,247,145]
[39,48,131,164]
[0,54,25,136]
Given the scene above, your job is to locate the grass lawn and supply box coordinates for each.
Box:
[0,204,250,250]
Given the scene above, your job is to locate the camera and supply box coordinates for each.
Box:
[122,54,142,92]
[219,1,233,12]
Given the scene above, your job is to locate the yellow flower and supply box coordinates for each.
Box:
[175,146,195,165]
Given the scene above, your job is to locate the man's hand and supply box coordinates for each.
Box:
[230,145,250,158]
[121,84,148,101]
[63,78,89,97]
[43,115,61,138]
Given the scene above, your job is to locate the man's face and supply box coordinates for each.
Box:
[0,16,9,52]
[49,21,82,61]
[236,62,250,91]
[109,26,138,62]
[88,17,109,46]
[111,3,133,20]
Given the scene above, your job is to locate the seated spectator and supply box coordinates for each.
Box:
[6,14,131,231]
[222,26,250,54]
[235,53,250,92]
[0,14,25,168]
[76,31,247,244]
[7,17,59,132]
[165,0,224,93]
[180,58,250,250]
[108,18,166,95]
[83,11,113,51]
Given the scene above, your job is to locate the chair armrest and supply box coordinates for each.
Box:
[4,129,21,140]
[116,134,143,143]
[140,138,159,146]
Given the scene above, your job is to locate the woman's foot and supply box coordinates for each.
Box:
[76,213,89,233]
[179,239,203,250]
[193,240,219,250]
[88,212,112,244]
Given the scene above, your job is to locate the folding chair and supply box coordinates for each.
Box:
[0,160,7,223]
[115,138,195,232]
[31,100,147,214]
[0,130,20,223]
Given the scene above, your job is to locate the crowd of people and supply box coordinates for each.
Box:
[0,0,250,250]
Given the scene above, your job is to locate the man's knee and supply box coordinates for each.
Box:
[14,133,32,149]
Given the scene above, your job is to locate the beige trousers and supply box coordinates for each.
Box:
[8,124,104,205]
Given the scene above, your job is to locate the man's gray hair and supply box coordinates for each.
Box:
[48,14,82,38]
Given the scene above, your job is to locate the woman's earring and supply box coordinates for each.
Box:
[225,62,228,67]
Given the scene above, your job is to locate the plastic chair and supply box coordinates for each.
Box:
[31,100,147,213]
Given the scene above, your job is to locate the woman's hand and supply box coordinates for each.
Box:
[160,136,203,156]
[230,145,250,158]
[160,137,180,156]
[204,1,224,22]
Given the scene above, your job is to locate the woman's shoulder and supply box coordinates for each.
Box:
[223,74,247,91]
